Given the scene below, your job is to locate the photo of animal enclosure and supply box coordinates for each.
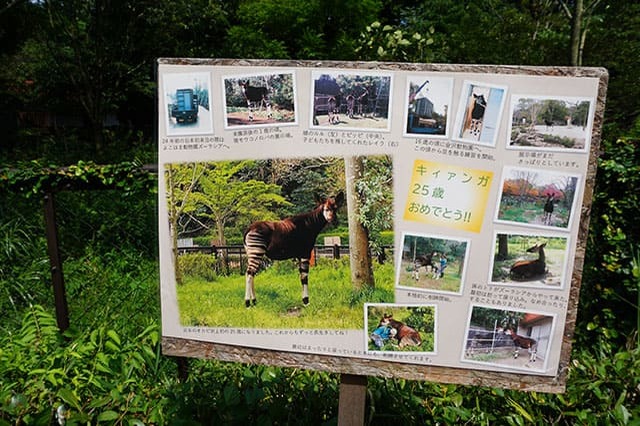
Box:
[404,76,453,138]
[396,233,470,295]
[489,233,569,289]
[462,306,554,372]
[163,71,213,136]
[223,72,297,127]
[365,304,436,353]
[310,71,392,130]
[507,95,593,152]
[495,166,580,230]
[454,81,507,146]
[164,156,395,330]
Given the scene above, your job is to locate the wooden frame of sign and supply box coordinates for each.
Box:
[159,58,608,395]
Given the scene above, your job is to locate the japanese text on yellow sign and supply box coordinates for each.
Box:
[404,160,494,233]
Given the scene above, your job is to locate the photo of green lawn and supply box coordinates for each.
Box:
[167,157,395,330]
[177,258,394,329]
[397,233,469,295]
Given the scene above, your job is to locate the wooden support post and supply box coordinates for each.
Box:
[44,191,70,332]
[338,374,367,426]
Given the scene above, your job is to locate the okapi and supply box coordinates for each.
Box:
[504,328,537,362]
[543,195,555,225]
[387,317,422,348]
[327,96,340,124]
[239,80,271,121]
[468,93,487,138]
[345,94,355,118]
[510,242,547,281]
[413,253,438,280]
[243,192,344,308]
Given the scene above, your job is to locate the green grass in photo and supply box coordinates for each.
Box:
[177,257,395,329]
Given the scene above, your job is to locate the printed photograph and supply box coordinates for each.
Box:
[495,166,580,230]
[489,233,570,289]
[310,71,392,131]
[163,72,213,136]
[507,95,594,152]
[454,81,507,146]
[223,72,297,127]
[164,156,394,329]
[365,304,436,353]
[404,76,454,138]
[397,233,470,295]
[462,306,554,372]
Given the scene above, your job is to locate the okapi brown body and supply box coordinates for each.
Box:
[504,328,537,362]
[243,192,344,307]
[387,318,422,348]
[510,242,547,280]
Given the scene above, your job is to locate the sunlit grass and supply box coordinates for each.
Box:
[177,257,395,329]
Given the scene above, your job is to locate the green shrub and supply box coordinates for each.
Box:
[0,305,178,424]
[178,252,222,282]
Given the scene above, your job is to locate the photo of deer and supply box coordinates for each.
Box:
[396,233,470,295]
[495,166,581,230]
[310,71,392,131]
[164,156,395,330]
[453,81,507,147]
[462,306,554,372]
[365,304,436,353]
[489,233,570,288]
[223,72,297,127]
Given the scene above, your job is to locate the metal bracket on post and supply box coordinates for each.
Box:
[338,374,367,425]
[44,191,70,333]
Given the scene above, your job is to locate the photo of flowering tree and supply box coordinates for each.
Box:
[495,167,579,230]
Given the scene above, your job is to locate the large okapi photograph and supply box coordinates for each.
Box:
[489,233,570,289]
[453,81,507,147]
[495,166,580,230]
[507,95,594,152]
[365,304,436,353]
[310,71,392,131]
[163,71,213,136]
[223,72,297,127]
[462,306,554,372]
[404,75,453,138]
[396,233,470,295]
[164,156,394,329]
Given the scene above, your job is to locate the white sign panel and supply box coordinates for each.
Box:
[158,59,606,391]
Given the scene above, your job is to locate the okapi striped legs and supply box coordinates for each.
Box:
[299,258,310,306]
[244,258,311,308]
[245,274,257,308]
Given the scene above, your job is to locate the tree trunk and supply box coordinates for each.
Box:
[570,0,583,66]
[345,156,375,289]
[497,234,509,261]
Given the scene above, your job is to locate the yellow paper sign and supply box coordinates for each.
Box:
[404,160,493,233]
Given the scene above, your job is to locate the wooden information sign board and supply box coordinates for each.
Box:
[158,59,607,393]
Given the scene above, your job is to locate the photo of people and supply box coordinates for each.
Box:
[462,306,554,372]
[454,81,507,146]
[404,76,454,138]
[365,304,436,353]
[223,72,297,128]
[397,233,470,295]
[495,166,580,231]
[489,232,570,289]
[163,72,213,136]
[310,71,392,131]
[507,95,594,152]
